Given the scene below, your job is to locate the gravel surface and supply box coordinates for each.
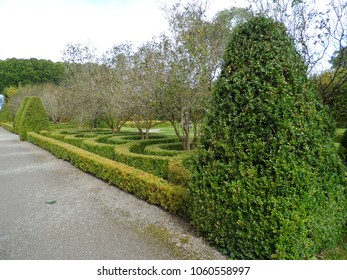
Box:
[0,128,226,260]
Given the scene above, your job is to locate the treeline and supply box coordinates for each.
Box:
[0,58,66,93]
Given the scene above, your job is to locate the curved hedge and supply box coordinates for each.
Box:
[27,132,188,216]
[39,129,192,186]
[189,16,347,259]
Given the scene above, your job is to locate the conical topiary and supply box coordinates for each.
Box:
[13,96,30,133]
[17,96,49,141]
[189,16,347,259]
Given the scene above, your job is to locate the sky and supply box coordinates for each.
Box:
[0,0,243,62]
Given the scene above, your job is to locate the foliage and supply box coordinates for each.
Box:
[189,16,347,259]
[315,68,347,128]
[0,122,15,132]
[341,129,347,150]
[39,128,191,186]
[331,47,347,69]
[27,132,188,216]
[0,58,66,93]
[16,97,49,141]
[13,96,30,133]
[0,103,13,123]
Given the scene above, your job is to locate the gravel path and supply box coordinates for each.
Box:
[0,128,226,260]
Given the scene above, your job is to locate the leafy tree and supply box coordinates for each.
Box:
[0,58,66,93]
[315,68,347,128]
[330,47,347,69]
[189,16,347,259]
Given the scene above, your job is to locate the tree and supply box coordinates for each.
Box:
[130,41,165,139]
[160,1,252,149]
[189,16,347,259]
[101,43,135,133]
[315,68,347,127]
[0,58,66,93]
[62,43,105,130]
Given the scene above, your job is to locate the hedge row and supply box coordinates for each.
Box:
[0,122,15,133]
[40,129,191,185]
[27,132,188,216]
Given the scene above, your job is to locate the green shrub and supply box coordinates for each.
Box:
[0,103,13,123]
[341,129,347,150]
[27,132,187,216]
[189,16,347,259]
[341,130,347,162]
[168,154,192,188]
[144,143,184,157]
[13,96,30,133]
[0,122,14,132]
[39,128,192,186]
[114,141,170,179]
[17,96,49,141]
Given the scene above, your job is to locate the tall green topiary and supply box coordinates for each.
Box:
[17,96,49,141]
[13,96,30,133]
[189,16,347,259]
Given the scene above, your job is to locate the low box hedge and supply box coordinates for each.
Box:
[114,141,170,179]
[0,122,15,133]
[27,132,187,216]
[39,128,192,186]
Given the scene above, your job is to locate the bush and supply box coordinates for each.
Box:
[13,96,30,133]
[39,128,192,186]
[0,122,14,132]
[114,141,171,179]
[341,130,347,162]
[189,16,347,259]
[16,96,49,140]
[27,132,187,216]
[341,129,347,150]
[0,103,13,123]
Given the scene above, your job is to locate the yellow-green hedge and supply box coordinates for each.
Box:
[0,122,14,132]
[27,132,187,216]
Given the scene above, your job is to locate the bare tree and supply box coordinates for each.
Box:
[160,1,252,149]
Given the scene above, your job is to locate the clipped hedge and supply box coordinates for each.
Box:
[340,130,347,162]
[114,141,170,179]
[27,132,187,216]
[168,154,192,188]
[0,122,14,133]
[17,97,49,141]
[13,96,30,133]
[189,16,347,259]
[39,128,192,186]
[144,143,184,157]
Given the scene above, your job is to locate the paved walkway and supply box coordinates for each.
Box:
[0,128,224,260]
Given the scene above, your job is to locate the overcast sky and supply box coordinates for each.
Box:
[0,0,244,62]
